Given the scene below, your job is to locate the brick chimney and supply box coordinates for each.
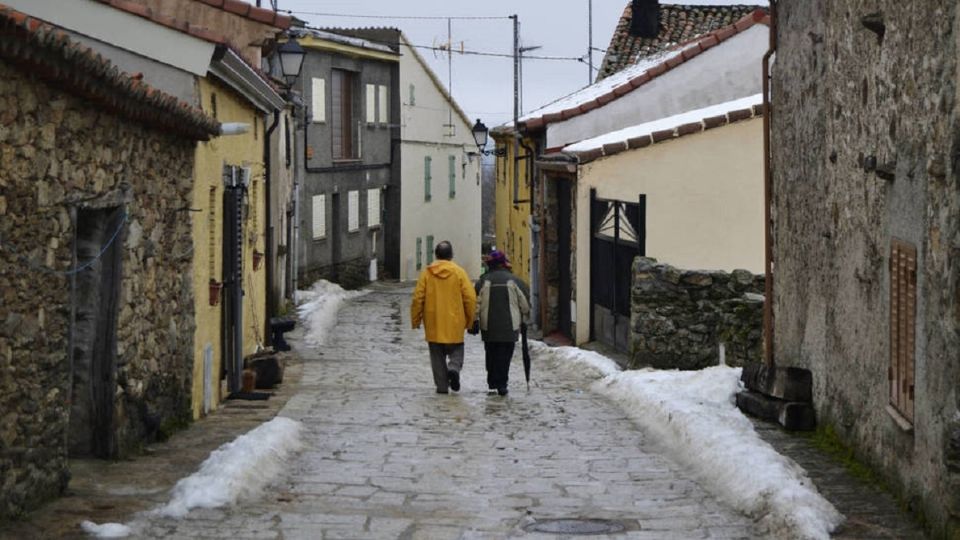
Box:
[630,0,660,38]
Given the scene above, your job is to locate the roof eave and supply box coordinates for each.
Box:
[209,47,285,113]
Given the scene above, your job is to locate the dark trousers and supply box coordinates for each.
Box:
[484,341,515,390]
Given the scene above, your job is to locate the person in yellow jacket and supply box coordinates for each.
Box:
[410,240,477,394]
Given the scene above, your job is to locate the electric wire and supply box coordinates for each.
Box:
[284,10,511,21]
[0,211,128,275]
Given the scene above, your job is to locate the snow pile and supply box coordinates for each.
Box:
[529,341,619,378]
[296,279,367,347]
[153,416,303,518]
[536,346,843,540]
[80,522,132,538]
[81,416,303,537]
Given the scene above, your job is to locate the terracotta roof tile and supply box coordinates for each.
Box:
[596,2,765,81]
[0,4,219,140]
[91,0,230,45]
[195,0,290,29]
[567,101,763,164]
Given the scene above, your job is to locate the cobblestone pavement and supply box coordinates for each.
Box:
[137,284,765,539]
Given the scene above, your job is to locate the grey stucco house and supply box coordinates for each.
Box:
[292,27,401,287]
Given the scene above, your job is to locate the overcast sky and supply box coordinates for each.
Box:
[277,1,767,129]
[278,0,630,128]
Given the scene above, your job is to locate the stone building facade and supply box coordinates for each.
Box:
[0,7,218,519]
[771,1,960,535]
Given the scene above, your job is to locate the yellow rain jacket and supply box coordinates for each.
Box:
[410,259,477,344]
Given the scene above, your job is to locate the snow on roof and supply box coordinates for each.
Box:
[517,49,680,125]
[511,9,768,132]
[563,93,763,161]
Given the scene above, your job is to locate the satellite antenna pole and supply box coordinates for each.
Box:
[448,18,454,136]
[588,0,594,83]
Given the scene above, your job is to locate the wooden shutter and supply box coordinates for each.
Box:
[311,78,325,123]
[424,156,432,201]
[367,188,380,227]
[332,70,353,159]
[311,194,325,239]
[348,190,359,232]
[426,235,434,264]
[448,155,456,198]
[889,239,916,423]
[365,84,376,124]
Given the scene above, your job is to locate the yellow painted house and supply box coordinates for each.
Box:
[191,51,286,418]
[491,128,535,284]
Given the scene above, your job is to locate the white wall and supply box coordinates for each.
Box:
[573,119,764,344]
[399,38,481,280]
[547,25,767,150]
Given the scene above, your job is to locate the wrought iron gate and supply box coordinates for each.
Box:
[590,190,645,352]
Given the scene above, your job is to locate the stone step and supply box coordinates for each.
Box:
[741,363,812,402]
[736,390,816,431]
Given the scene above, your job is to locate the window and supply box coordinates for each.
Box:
[426,236,434,264]
[367,188,380,227]
[348,190,359,232]
[409,83,415,106]
[378,85,388,125]
[424,156,432,201]
[365,84,376,124]
[331,69,357,159]
[448,155,456,199]
[416,237,423,270]
[311,194,326,239]
[889,239,916,424]
[311,78,325,123]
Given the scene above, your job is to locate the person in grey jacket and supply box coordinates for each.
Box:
[472,250,530,396]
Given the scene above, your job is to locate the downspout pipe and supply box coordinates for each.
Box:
[519,137,540,330]
[762,1,777,366]
[264,109,280,345]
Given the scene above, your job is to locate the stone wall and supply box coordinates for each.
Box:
[0,61,196,518]
[772,1,960,535]
[630,257,764,370]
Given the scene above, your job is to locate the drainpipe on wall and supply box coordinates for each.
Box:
[264,109,281,346]
[762,1,778,366]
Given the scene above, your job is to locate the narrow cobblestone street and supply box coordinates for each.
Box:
[136,284,764,539]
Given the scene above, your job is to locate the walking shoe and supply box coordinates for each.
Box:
[436,388,448,394]
[497,387,508,396]
[487,388,498,395]
[448,370,460,392]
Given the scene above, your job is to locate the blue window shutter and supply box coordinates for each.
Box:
[424,156,432,201]
[448,155,456,199]
[426,235,434,264]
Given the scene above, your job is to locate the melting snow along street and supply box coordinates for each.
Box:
[131,283,765,539]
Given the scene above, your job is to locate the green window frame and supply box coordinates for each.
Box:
[448,155,456,199]
[409,83,416,106]
[426,235,434,264]
[424,156,432,201]
[416,237,423,270]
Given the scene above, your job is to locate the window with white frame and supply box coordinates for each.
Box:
[378,85,388,125]
[311,78,325,123]
[367,188,380,227]
[348,190,359,232]
[365,84,376,124]
[311,194,326,239]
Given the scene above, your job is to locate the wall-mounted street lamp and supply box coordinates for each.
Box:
[470,119,506,156]
[277,39,306,87]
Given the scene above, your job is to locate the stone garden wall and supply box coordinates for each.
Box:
[0,61,197,518]
[630,257,764,370]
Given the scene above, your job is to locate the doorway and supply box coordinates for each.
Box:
[557,179,573,338]
[69,206,124,458]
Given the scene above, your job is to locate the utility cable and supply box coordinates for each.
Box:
[0,211,128,275]
[284,10,511,21]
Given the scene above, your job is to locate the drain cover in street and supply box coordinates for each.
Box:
[525,519,626,535]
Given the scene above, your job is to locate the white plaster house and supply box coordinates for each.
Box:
[398,33,481,280]
[528,10,770,349]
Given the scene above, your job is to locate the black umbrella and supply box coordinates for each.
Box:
[521,323,531,390]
